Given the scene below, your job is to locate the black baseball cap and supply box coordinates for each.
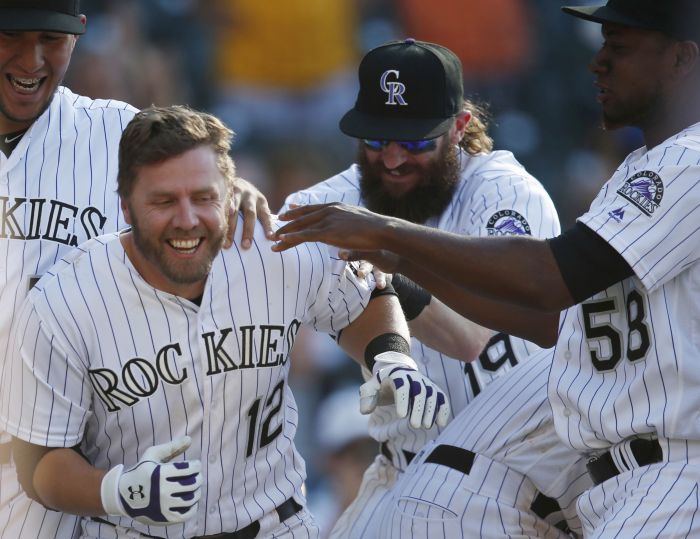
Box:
[340,38,464,141]
[562,0,700,42]
[0,0,85,35]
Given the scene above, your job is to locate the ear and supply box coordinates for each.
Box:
[673,40,699,78]
[121,197,132,225]
[450,111,472,145]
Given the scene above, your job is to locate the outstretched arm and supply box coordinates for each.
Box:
[397,260,560,347]
[272,203,574,314]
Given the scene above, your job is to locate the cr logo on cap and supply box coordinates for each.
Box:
[380,70,407,106]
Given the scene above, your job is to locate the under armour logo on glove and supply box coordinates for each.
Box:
[128,485,146,500]
[360,351,450,429]
[101,436,202,526]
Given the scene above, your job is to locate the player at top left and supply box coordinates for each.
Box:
[0,2,271,538]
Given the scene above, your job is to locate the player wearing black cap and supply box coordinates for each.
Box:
[280,38,576,538]
[275,1,700,536]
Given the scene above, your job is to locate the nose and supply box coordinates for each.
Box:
[379,142,410,170]
[589,48,607,75]
[14,36,45,73]
[172,200,199,230]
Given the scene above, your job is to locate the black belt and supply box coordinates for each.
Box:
[425,444,566,525]
[0,442,11,465]
[380,441,416,466]
[92,497,302,539]
[586,438,662,486]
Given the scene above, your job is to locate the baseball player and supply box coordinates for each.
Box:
[0,4,272,539]
[380,348,591,538]
[281,39,561,538]
[273,1,700,536]
[0,105,450,539]
[0,3,136,538]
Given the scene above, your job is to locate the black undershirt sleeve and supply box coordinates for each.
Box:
[547,222,635,303]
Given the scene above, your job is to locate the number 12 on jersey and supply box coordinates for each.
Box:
[245,380,285,457]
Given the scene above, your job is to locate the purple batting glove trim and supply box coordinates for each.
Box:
[171,473,199,486]
[388,366,412,375]
[408,377,423,398]
[393,378,405,390]
[175,490,196,501]
[437,393,445,406]
[120,466,166,522]
[173,462,189,469]
[425,386,433,398]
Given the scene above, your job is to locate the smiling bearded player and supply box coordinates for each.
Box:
[281,38,564,538]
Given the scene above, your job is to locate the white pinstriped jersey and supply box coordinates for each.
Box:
[0,219,372,539]
[0,87,137,539]
[550,121,700,452]
[380,348,592,538]
[284,150,561,458]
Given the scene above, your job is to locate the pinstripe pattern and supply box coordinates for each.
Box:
[548,122,700,536]
[1,219,364,538]
[348,350,591,538]
[0,87,137,539]
[577,461,700,538]
[284,149,561,538]
[284,150,560,458]
[550,122,700,452]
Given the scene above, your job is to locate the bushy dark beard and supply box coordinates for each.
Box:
[358,143,460,224]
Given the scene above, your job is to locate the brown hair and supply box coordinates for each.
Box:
[117,105,235,199]
[459,99,493,155]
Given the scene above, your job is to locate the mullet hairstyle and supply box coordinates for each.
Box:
[117,105,236,200]
[459,99,493,155]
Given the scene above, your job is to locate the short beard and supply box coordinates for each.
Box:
[358,143,460,224]
[129,212,226,286]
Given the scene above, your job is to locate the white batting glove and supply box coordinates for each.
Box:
[101,436,202,526]
[360,351,450,429]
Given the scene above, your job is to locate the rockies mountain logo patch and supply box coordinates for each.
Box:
[486,210,531,236]
[616,170,664,216]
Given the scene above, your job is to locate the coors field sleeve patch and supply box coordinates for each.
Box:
[616,171,664,217]
[486,210,532,236]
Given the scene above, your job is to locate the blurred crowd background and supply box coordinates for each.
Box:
[66,1,644,535]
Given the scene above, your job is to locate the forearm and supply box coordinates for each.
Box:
[33,447,106,516]
[338,294,410,368]
[380,219,573,312]
[408,297,494,361]
[397,258,560,347]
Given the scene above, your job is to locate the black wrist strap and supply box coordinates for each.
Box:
[364,333,411,370]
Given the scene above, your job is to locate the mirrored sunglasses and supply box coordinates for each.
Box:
[362,139,438,154]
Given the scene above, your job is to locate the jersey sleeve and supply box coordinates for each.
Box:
[456,170,561,240]
[281,189,327,213]
[579,160,700,292]
[280,166,362,213]
[0,296,91,447]
[301,243,374,338]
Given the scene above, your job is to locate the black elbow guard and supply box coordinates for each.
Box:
[392,274,432,321]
